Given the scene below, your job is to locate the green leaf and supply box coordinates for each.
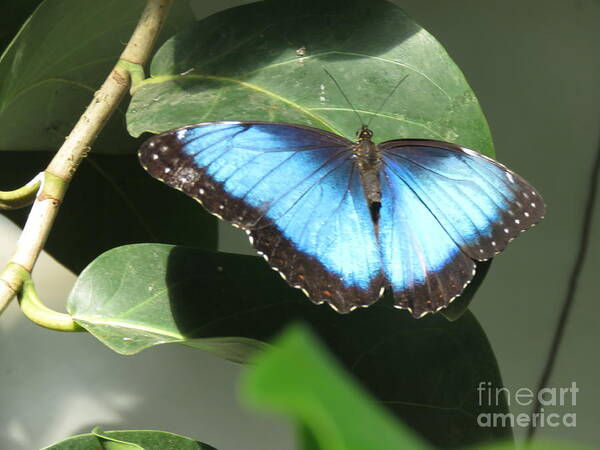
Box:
[128,0,494,157]
[92,427,143,450]
[0,0,195,154]
[68,243,511,447]
[43,429,216,450]
[67,243,269,362]
[1,152,217,273]
[0,0,40,53]
[242,323,431,450]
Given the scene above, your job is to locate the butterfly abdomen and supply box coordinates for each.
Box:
[354,135,383,223]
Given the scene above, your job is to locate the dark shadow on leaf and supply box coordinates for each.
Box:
[167,0,420,81]
[0,0,41,53]
[0,151,217,273]
[443,260,492,321]
[166,246,511,448]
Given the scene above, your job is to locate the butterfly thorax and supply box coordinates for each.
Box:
[353,126,382,219]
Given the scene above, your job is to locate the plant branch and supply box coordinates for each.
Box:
[0,0,173,317]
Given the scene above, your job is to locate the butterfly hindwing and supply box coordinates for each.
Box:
[380,140,545,261]
[139,122,384,312]
[379,161,477,317]
[249,156,385,312]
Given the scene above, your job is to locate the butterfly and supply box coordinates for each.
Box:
[138,121,545,318]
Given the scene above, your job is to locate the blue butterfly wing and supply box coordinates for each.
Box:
[379,162,476,318]
[380,139,545,260]
[139,122,384,312]
[379,139,545,317]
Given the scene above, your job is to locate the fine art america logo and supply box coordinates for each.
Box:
[477,381,578,428]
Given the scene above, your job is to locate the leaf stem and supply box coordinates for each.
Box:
[0,173,42,210]
[118,60,146,95]
[0,0,174,316]
[15,263,84,332]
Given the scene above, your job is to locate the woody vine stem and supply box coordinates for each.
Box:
[0,0,173,323]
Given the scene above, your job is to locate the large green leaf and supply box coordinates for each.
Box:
[127,0,494,157]
[0,0,195,154]
[68,243,510,448]
[2,152,217,273]
[44,429,217,450]
[0,0,40,53]
[242,323,431,450]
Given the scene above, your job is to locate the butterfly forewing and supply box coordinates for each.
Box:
[141,122,349,228]
[379,139,545,261]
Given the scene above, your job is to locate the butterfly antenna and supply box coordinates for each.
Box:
[323,68,365,126]
[366,74,409,128]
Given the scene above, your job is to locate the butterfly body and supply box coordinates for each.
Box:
[139,121,545,318]
[353,126,383,211]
